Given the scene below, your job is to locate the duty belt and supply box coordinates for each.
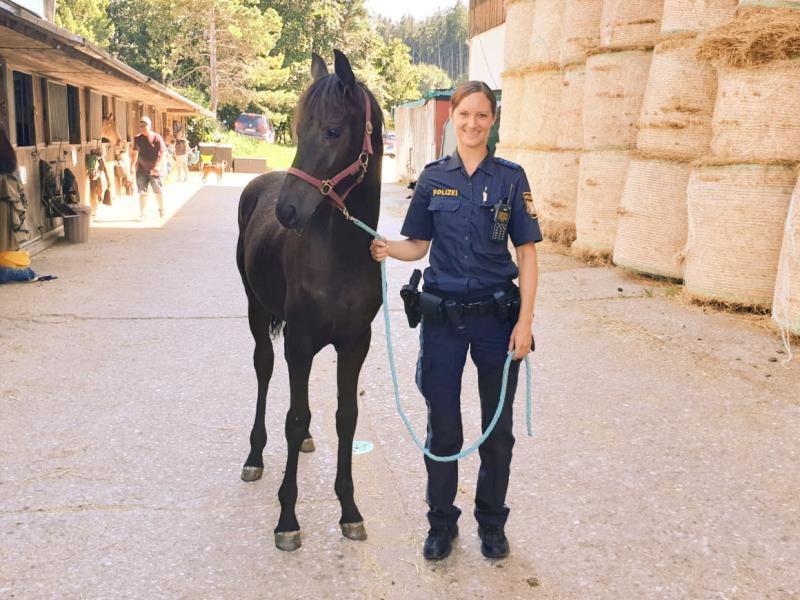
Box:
[400,269,521,331]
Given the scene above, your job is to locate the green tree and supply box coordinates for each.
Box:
[413,63,452,97]
[376,38,419,112]
[56,0,115,47]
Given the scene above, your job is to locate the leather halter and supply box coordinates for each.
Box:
[287,88,374,211]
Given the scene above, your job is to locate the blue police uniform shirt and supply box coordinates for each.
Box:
[401,151,543,297]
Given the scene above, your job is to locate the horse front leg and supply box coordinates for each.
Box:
[242,303,275,482]
[274,331,314,551]
[334,328,371,542]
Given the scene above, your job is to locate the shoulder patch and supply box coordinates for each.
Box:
[494,157,523,171]
[425,156,450,169]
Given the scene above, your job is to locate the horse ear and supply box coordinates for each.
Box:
[311,53,328,82]
[333,49,355,87]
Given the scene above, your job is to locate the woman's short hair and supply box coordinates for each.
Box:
[450,81,497,116]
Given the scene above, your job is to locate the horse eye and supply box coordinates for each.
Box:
[325,127,341,139]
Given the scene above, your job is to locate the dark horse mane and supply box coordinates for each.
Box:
[294,74,384,137]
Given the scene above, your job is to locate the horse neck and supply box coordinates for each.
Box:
[320,172,381,252]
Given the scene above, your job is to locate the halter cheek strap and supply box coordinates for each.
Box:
[287,88,374,211]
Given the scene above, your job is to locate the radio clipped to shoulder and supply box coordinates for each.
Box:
[491,183,513,242]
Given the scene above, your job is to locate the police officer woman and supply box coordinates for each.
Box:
[370,81,542,560]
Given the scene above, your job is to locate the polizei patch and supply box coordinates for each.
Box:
[432,188,459,197]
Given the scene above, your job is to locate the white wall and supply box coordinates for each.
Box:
[468,24,506,90]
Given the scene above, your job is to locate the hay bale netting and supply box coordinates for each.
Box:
[498,73,526,147]
[637,37,718,160]
[600,0,666,47]
[738,0,800,8]
[516,148,549,207]
[539,151,581,243]
[574,149,632,254]
[613,158,692,278]
[685,164,795,307]
[519,70,563,148]
[583,49,653,150]
[505,0,536,70]
[560,0,604,66]
[558,64,586,150]
[529,0,565,68]
[661,0,738,34]
[709,59,800,162]
[773,179,800,335]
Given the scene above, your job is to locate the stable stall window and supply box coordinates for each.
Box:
[13,71,35,147]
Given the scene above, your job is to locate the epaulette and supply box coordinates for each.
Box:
[424,156,450,169]
[494,156,523,171]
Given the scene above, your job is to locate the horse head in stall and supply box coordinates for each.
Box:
[236,50,383,551]
[101,113,122,146]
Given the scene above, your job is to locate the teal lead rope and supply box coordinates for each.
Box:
[342,209,533,462]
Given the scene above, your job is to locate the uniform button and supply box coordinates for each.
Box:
[464,235,469,241]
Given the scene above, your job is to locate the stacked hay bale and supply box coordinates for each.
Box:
[573,0,662,257]
[612,1,735,278]
[525,0,605,244]
[773,176,800,336]
[497,0,535,154]
[681,7,800,308]
[512,0,573,242]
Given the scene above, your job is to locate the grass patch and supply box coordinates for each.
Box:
[218,132,296,170]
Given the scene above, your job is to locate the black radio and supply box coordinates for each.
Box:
[490,184,513,242]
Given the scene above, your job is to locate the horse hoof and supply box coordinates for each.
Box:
[275,530,302,551]
[241,466,263,482]
[300,438,315,453]
[341,521,367,541]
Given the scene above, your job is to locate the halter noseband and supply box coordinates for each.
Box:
[287,88,374,211]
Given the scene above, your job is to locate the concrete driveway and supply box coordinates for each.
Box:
[1,170,798,599]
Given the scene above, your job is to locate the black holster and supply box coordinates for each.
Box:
[400,269,423,328]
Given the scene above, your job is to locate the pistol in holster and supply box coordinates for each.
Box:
[400,269,423,328]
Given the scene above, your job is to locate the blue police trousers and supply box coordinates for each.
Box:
[416,312,520,529]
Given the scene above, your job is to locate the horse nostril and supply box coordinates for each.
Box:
[277,203,298,229]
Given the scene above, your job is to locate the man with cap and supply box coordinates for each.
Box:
[130,115,167,219]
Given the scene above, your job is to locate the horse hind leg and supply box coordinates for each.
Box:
[241,302,275,482]
[334,329,371,542]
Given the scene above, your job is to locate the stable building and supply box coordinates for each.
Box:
[0,0,212,254]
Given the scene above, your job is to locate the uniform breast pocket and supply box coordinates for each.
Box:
[479,204,509,255]
[428,197,460,213]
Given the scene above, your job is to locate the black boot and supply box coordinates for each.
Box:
[423,525,459,560]
[478,525,509,559]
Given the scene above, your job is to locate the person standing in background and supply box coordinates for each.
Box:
[130,116,167,219]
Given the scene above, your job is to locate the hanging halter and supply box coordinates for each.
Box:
[287,88,374,211]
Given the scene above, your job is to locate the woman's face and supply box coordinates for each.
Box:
[450,92,495,151]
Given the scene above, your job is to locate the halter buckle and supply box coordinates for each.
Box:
[319,180,333,195]
[366,122,373,135]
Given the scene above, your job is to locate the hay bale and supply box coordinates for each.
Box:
[574,149,632,253]
[560,0,604,66]
[697,7,800,68]
[505,0,537,70]
[558,64,586,150]
[613,157,691,278]
[709,59,800,162]
[498,73,526,147]
[583,49,653,150]
[539,151,580,243]
[685,163,795,307]
[773,177,800,335]
[530,0,565,68]
[637,37,718,160]
[661,0,738,34]
[738,0,800,11]
[601,0,666,47]
[519,70,563,148]
[516,148,550,208]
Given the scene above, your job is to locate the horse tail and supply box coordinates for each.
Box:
[268,317,285,339]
